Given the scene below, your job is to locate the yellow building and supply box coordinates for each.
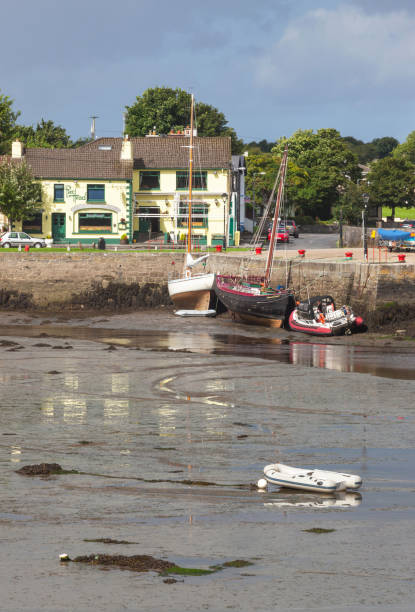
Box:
[8,134,233,246]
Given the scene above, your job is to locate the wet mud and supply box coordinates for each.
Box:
[2,310,415,611]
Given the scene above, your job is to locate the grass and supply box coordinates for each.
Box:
[382,207,415,220]
[0,246,252,254]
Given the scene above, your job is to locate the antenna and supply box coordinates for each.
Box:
[89,115,99,140]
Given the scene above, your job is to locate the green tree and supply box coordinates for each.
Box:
[125,87,243,153]
[245,153,308,218]
[342,136,398,163]
[0,159,42,228]
[366,157,415,219]
[0,91,20,154]
[392,131,415,163]
[273,129,360,220]
[332,182,367,225]
[14,119,72,148]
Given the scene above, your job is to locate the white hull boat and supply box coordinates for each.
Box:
[264,463,362,492]
[168,271,215,311]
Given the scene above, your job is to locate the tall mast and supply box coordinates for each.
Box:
[187,94,194,254]
[264,145,288,286]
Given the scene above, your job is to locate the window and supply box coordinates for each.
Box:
[139,171,160,190]
[54,184,64,202]
[176,171,207,190]
[87,184,105,202]
[178,203,209,228]
[79,213,112,233]
[23,213,43,234]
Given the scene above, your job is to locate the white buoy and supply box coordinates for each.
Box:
[59,553,70,562]
[257,478,267,489]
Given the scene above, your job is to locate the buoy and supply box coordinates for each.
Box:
[59,553,70,562]
[257,478,267,489]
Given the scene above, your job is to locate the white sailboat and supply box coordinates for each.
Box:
[168,94,216,316]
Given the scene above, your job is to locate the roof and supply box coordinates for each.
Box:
[24,143,132,180]
[4,136,231,179]
[130,136,231,169]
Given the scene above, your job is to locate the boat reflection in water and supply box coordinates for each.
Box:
[264,491,362,510]
[290,342,355,373]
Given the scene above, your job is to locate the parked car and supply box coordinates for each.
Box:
[0,231,46,248]
[267,226,289,243]
[401,220,415,229]
[284,219,299,238]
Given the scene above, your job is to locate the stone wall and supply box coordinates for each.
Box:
[0,251,414,311]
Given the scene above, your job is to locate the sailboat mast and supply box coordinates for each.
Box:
[187,94,194,254]
[264,145,288,286]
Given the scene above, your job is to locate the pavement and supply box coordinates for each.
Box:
[232,245,415,264]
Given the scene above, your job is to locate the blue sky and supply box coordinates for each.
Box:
[2,0,415,144]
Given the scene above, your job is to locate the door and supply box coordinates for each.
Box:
[52,213,66,242]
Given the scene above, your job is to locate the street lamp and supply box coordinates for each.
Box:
[221,192,228,250]
[362,193,369,261]
[336,184,345,248]
[252,172,266,229]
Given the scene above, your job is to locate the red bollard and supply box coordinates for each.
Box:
[298,249,305,257]
[24,245,30,252]
[215,245,222,253]
[398,254,406,263]
[255,247,262,255]
[345,251,353,260]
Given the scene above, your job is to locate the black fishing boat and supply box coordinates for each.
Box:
[214,145,295,327]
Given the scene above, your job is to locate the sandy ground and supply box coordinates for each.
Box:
[0,311,415,611]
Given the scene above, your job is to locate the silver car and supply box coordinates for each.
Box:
[0,231,46,248]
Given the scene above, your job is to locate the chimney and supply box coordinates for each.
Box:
[12,140,24,158]
[120,135,133,161]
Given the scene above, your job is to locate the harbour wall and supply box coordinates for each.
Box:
[0,251,414,312]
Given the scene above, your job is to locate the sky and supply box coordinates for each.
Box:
[1,0,415,145]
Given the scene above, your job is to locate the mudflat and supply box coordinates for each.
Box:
[1,310,415,612]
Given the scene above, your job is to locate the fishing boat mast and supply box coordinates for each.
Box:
[187,94,194,256]
[264,145,288,286]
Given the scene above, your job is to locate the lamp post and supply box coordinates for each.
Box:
[362,193,369,261]
[221,192,228,250]
[336,184,345,248]
[252,172,265,230]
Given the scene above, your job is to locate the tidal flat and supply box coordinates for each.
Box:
[1,310,415,612]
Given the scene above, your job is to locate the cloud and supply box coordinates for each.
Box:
[255,5,415,102]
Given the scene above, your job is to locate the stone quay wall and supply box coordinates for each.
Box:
[0,251,414,312]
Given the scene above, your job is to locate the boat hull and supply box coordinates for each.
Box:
[214,275,295,327]
[168,273,215,311]
[288,310,357,336]
[274,463,362,491]
[263,464,340,493]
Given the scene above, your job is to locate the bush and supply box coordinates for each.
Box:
[295,215,314,226]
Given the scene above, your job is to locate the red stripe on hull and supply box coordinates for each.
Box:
[288,311,333,336]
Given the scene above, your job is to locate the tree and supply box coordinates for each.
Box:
[342,136,398,163]
[0,160,42,228]
[393,131,415,163]
[332,182,367,225]
[14,119,72,148]
[125,87,243,153]
[243,139,275,154]
[273,129,360,220]
[366,157,415,219]
[245,153,308,218]
[0,91,20,154]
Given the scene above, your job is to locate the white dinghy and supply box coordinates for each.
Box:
[263,463,362,493]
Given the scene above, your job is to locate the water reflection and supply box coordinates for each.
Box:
[264,491,362,509]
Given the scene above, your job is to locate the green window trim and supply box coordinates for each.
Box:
[54,184,65,202]
[139,171,160,191]
[87,184,105,202]
[176,171,207,191]
[78,211,112,233]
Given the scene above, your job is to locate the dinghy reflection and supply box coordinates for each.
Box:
[264,491,362,509]
[290,342,355,373]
